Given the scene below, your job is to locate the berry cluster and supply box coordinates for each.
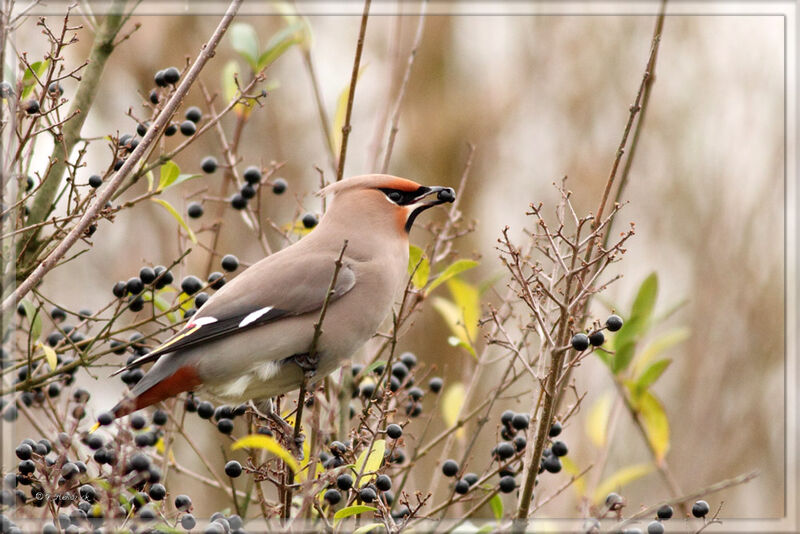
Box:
[570,314,624,351]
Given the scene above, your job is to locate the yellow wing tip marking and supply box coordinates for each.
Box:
[89,421,101,433]
[153,324,202,353]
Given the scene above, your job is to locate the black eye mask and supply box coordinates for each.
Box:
[378,186,456,232]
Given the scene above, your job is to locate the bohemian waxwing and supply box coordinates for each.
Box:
[101,175,455,422]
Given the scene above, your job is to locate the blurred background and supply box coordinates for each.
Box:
[5,1,791,527]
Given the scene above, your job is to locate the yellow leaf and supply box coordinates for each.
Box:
[157,160,180,191]
[441,383,465,438]
[40,343,57,371]
[297,437,322,483]
[426,259,479,295]
[586,391,613,447]
[354,439,385,487]
[232,435,299,473]
[593,463,654,504]
[639,391,670,463]
[447,277,480,343]
[408,245,430,289]
[560,456,587,498]
[432,297,465,343]
[151,198,197,244]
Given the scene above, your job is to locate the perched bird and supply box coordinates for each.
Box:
[100,175,455,423]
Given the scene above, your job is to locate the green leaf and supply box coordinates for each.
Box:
[633,358,672,397]
[230,23,261,71]
[151,198,197,244]
[638,391,670,463]
[232,435,299,473]
[611,340,636,374]
[489,493,503,521]
[171,174,203,189]
[353,524,384,534]
[441,382,465,437]
[157,161,180,191]
[586,391,613,447]
[333,505,377,526]
[361,360,386,376]
[19,299,41,341]
[40,343,57,371]
[632,327,689,377]
[426,259,479,295]
[148,522,182,534]
[593,463,654,504]
[610,315,640,353]
[447,336,476,359]
[631,272,658,323]
[145,170,154,192]
[354,440,385,486]
[610,274,660,352]
[22,59,49,98]
[408,245,430,289]
[272,2,313,51]
[257,21,305,71]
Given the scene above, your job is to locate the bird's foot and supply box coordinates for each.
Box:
[293,352,319,377]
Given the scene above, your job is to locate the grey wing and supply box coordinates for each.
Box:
[115,257,356,373]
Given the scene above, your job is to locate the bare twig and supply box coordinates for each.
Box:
[379,1,427,174]
[610,470,758,532]
[336,0,371,182]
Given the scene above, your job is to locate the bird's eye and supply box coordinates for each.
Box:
[388,191,402,203]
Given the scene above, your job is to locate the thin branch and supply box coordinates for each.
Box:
[379,1,427,174]
[283,240,349,520]
[610,470,759,532]
[336,0,371,182]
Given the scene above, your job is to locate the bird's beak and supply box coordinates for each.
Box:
[405,186,456,232]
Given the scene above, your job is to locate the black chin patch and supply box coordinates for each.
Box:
[405,205,433,233]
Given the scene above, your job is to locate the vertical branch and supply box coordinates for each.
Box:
[585,1,667,263]
[336,0,371,182]
[283,240,349,521]
[379,0,427,174]
[602,0,666,251]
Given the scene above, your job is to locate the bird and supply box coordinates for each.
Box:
[95,174,455,428]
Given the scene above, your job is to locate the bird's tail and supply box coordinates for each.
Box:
[88,365,201,433]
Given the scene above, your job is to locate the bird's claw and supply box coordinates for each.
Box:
[293,352,319,376]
